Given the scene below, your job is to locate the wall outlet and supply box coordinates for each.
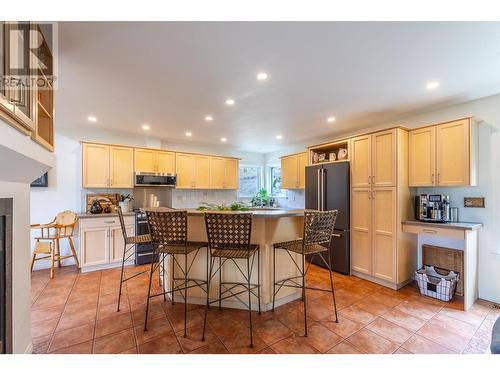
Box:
[464,197,485,208]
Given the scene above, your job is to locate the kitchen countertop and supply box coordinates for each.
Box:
[77,212,135,219]
[402,220,483,231]
[143,207,305,218]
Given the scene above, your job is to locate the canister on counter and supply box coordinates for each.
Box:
[450,207,459,222]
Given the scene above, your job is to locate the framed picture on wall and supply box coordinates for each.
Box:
[31,172,48,188]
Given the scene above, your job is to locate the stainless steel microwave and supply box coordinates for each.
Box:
[134,172,176,187]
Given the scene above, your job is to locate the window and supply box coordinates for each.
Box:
[238,166,262,197]
[270,166,283,196]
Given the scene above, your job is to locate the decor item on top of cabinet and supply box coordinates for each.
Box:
[337,148,348,160]
[329,152,336,161]
[318,153,326,162]
[312,152,319,164]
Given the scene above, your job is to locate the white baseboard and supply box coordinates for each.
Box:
[80,260,134,273]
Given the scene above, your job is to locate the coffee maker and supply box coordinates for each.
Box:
[415,194,451,222]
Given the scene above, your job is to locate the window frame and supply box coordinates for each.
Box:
[237,164,264,198]
[268,165,285,197]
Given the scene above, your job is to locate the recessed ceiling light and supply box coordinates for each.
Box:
[87,116,97,122]
[220,137,227,142]
[225,98,235,106]
[257,72,268,81]
[327,117,336,123]
[426,81,440,90]
[185,131,192,137]
[141,124,150,131]
[205,115,213,122]
[276,135,283,140]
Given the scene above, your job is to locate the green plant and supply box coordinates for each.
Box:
[251,188,270,207]
[197,202,250,211]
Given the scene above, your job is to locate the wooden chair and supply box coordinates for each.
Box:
[30,210,80,278]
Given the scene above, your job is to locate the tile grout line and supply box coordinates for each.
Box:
[91,270,103,354]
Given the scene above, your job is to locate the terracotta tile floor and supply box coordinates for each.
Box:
[30,263,499,354]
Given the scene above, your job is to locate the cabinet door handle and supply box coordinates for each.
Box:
[372,191,375,199]
[104,220,116,224]
[437,173,440,184]
[368,175,371,185]
[422,229,437,234]
[371,176,375,184]
[431,173,435,184]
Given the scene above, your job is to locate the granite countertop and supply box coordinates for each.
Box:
[143,207,305,218]
[77,212,135,219]
[402,220,483,231]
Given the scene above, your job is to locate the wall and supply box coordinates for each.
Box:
[0,120,55,353]
[265,93,500,303]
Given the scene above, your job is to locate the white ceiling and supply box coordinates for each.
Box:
[57,22,500,153]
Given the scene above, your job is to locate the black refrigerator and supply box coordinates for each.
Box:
[305,161,350,275]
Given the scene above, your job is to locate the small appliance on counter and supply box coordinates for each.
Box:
[415,194,451,222]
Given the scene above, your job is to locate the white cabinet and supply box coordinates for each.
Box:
[78,215,135,272]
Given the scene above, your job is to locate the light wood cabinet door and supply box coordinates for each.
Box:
[224,158,239,189]
[297,153,308,189]
[82,143,110,188]
[409,126,436,186]
[195,155,210,189]
[281,155,297,189]
[351,135,371,188]
[176,153,196,188]
[134,148,157,173]
[110,225,134,263]
[109,146,134,188]
[156,151,176,174]
[372,187,396,282]
[209,157,226,189]
[436,119,470,186]
[80,227,109,267]
[351,188,372,275]
[372,130,396,187]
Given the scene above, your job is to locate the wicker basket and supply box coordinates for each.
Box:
[415,265,459,302]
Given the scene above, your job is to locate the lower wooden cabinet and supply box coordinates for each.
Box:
[78,215,135,272]
[351,188,372,276]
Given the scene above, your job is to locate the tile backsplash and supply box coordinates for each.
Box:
[276,190,305,209]
[171,189,238,209]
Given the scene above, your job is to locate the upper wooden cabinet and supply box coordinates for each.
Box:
[134,148,175,174]
[176,153,211,189]
[352,129,396,188]
[82,143,134,188]
[209,157,239,189]
[409,118,477,187]
[281,152,307,189]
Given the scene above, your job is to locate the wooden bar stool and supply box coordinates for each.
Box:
[145,210,208,337]
[272,210,339,336]
[30,210,80,278]
[201,212,261,348]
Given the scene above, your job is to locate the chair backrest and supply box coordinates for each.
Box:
[204,212,253,250]
[146,210,188,246]
[55,211,77,236]
[116,206,129,241]
[303,210,338,246]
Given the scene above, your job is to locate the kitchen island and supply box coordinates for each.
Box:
[158,208,305,311]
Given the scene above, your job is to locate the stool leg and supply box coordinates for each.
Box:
[184,253,188,338]
[326,252,339,323]
[117,243,127,312]
[161,254,167,302]
[68,237,80,268]
[272,245,276,311]
[144,257,156,331]
[247,256,253,348]
[202,255,214,342]
[302,253,308,337]
[257,250,261,315]
[171,254,175,305]
[218,257,222,310]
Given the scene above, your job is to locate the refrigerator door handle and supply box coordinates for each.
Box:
[331,233,341,238]
[320,168,326,211]
[317,168,321,210]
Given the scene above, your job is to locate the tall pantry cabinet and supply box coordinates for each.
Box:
[350,128,416,289]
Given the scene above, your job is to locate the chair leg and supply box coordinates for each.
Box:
[117,243,127,312]
[68,237,80,268]
[302,253,308,337]
[184,253,188,338]
[202,255,214,342]
[247,256,253,348]
[171,254,175,305]
[144,257,157,331]
[55,238,62,268]
[161,254,167,302]
[218,257,222,310]
[326,253,339,323]
[257,250,261,314]
[272,245,276,311]
[50,242,55,279]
